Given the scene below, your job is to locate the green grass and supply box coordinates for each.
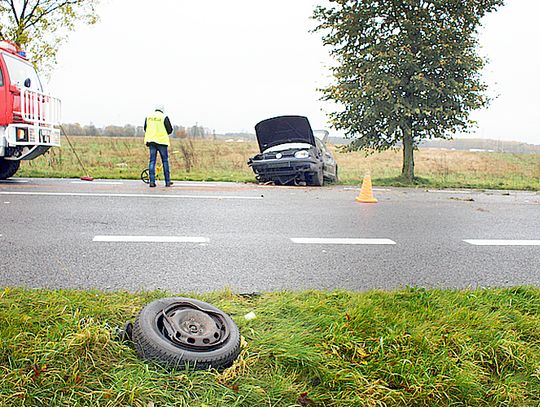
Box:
[1,287,539,406]
[15,137,540,190]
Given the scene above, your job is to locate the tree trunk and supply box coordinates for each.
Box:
[401,125,415,182]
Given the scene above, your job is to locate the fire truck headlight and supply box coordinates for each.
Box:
[16,128,28,142]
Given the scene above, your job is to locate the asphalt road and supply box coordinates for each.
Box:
[0,177,539,293]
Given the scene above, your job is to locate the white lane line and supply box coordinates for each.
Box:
[173,182,219,186]
[291,238,396,245]
[71,181,124,185]
[464,239,540,246]
[0,180,29,183]
[93,235,209,243]
[428,190,472,194]
[343,187,390,191]
[0,191,262,200]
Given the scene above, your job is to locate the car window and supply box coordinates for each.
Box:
[313,130,329,142]
[0,65,3,87]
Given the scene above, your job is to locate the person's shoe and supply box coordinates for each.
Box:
[149,182,156,188]
[165,182,174,187]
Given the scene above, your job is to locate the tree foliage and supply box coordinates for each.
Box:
[0,0,99,72]
[313,0,504,180]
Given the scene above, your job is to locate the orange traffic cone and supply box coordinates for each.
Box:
[355,172,378,203]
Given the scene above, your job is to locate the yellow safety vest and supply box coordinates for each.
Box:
[144,111,170,146]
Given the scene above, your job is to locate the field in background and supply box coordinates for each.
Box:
[17,137,540,190]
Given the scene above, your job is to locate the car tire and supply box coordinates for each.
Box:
[0,159,20,180]
[309,168,324,186]
[132,297,241,371]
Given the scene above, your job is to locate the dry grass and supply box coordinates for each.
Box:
[335,147,540,188]
[17,136,540,190]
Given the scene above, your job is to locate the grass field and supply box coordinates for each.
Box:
[1,287,539,406]
[16,136,540,190]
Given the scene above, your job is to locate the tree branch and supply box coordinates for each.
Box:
[20,0,31,21]
[23,0,81,30]
[25,0,43,25]
[9,0,20,25]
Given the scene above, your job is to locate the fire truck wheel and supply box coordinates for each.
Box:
[132,297,241,371]
[0,159,20,180]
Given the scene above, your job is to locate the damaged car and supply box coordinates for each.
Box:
[247,115,338,186]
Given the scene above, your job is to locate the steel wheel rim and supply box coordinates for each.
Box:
[156,302,230,351]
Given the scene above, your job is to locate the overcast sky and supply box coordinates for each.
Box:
[47,0,540,145]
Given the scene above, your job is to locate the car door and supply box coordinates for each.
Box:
[315,138,337,178]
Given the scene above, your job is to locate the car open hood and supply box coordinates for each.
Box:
[255,116,316,152]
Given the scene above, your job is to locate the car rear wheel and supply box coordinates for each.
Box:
[132,297,241,370]
[0,159,20,180]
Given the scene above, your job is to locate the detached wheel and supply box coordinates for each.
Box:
[132,297,241,370]
[0,159,20,180]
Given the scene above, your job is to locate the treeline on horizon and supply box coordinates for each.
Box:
[60,123,540,154]
[60,123,213,138]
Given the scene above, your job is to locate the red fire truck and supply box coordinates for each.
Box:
[0,40,61,179]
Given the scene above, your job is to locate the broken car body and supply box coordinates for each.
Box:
[248,115,338,186]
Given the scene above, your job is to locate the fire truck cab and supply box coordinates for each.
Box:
[0,40,61,179]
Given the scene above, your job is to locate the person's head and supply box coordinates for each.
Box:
[155,104,165,113]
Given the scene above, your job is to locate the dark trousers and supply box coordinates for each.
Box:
[149,143,170,184]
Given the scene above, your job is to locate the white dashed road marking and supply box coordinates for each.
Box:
[93,236,209,243]
[428,190,472,194]
[464,239,540,246]
[0,191,262,200]
[291,238,396,245]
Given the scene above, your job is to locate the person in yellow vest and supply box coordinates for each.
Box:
[144,105,174,187]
